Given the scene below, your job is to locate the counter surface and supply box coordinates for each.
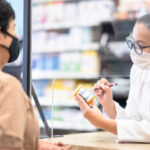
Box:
[45,131,150,150]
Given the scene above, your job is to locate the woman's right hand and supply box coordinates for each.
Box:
[93,78,116,119]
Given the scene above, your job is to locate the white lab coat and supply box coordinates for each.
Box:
[104,64,150,143]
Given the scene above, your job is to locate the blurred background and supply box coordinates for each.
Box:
[5,0,150,137]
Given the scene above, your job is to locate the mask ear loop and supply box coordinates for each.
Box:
[0,31,9,50]
[5,31,16,39]
[0,32,16,50]
[1,44,9,50]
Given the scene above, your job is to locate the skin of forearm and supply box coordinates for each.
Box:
[97,118,117,135]
[104,102,117,119]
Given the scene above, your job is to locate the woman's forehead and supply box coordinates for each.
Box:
[132,23,150,43]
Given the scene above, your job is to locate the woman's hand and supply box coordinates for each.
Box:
[93,78,116,119]
[74,95,105,129]
[74,95,117,134]
[38,140,72,150]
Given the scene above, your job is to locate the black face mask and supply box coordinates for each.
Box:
[1,32,20,63]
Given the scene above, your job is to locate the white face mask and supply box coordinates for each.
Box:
[130,49,150,70]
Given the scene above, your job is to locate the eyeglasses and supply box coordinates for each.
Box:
[126,35,150,55]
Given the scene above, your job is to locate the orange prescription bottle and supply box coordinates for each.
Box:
[73,86,95,106]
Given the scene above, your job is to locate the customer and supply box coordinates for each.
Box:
[0,0,72,149]
[75,13,150,143]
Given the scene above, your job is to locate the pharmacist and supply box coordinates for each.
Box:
[0,0,72,149]
[75,13,150,143]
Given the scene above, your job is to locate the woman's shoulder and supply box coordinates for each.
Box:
[130,65,150,83]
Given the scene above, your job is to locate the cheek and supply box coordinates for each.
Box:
[143,48,150,53]
[7,26,17,38]
[7,29,17,37]
[0,34,4,44]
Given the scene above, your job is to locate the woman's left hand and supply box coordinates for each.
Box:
[74,95,105,128]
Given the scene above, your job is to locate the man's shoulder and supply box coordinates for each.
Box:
[0,71,21,88]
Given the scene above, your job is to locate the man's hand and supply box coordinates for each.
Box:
[38,140,72,150]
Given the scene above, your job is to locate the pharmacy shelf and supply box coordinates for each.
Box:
[32,0,73,5]
[32,0,51,4]
[33,0,102,5]
[39,120,97,131]
[32,71,100,80]
[32,97,78,107]
[32,20,110,31]
[32,43,99,53]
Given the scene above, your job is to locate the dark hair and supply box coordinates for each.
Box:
[0,0,15,33]
[136,13,150,30]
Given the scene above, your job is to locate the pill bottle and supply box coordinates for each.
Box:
[73,86,95,106]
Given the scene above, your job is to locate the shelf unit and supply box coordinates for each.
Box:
[32,71,100,80]
[32,20,111,31]
[32,0,105,5]
[32,0,147,136]
[32,97,77,107]
[32,42,99,53]
[39,120,97,131]
[32,0,150,136]
[31,0,115,136]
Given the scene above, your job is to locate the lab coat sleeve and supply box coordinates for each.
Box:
[117,119,150,143]
[103,109,111,119]
[115,102,127,119]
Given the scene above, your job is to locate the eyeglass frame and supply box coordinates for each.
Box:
[125,34,150,55]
